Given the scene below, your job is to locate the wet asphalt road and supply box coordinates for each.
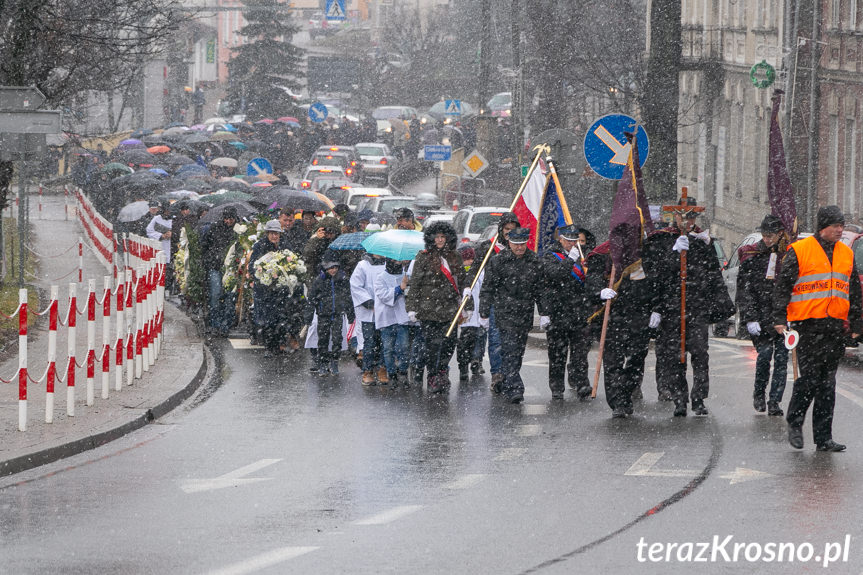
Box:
[1,336,863,574]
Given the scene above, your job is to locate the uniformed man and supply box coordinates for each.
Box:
[736,214,788,416]
[774,206,862,451]
[479,227,545,404]
[540,224,592,400]
[642,197,734,417]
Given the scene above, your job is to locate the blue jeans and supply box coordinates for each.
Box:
[753,333,789,403]
[487,308,502,374]
[208,269,236,333]
[473,327,487,362]
[361,322,381,372]
[380,324,409,375]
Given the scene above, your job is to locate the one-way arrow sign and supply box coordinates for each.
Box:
[625,452,772,485]
[180,458,282,493]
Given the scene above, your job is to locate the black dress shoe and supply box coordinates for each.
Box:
[508,393,524,404]
[576,386,592,400]
[788,426,804,449]
[767,401,784,416]
[611,407,628,418]
[692,402,709,416]
[551,390,564,400]
[753,395,766,412]
[624,404,634,415]
[816,440,846,452]
[673,402,687,417]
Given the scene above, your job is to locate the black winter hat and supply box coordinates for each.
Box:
[497,212,520,237]
[759,214,784,234]
[817,205,845,231]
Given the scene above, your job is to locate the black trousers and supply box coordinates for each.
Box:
[457,326,481,369]
[500,327,529,396]
[655,315,710,405]
[603,320,651,410]
[317,315,343,363]
[546,323,590,393]
[786,329,844,444]
[422,321,457,376]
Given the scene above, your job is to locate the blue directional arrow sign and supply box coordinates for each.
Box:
[325,0,346,21]
[246,157,273,176]
[308,102,328,123]
[583,114,649,180]
[424,145,452,162]
[444,99,462,116]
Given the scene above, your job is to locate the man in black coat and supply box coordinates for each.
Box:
[736,214,789,416]
[199,206,238,336]
[642,198,733,417]
[540,224,593,400]
[586,241,656,417]
[480,227,545,404]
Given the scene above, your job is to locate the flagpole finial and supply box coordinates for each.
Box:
[533,143,551,155]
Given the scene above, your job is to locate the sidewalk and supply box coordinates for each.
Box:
[0,194,208,477]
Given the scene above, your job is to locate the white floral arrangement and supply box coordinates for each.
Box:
[253,249,307,291]
[174,227,190,293]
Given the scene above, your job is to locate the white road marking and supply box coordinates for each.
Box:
[205,546,318,575]
[444,474,487,490]
[625,452,771,485]
[353,505,424,525]
[837,385,863,409]
[228,338,264,350]
[181,459,282,494]
[522,404,548,415]
[517,424,542,437]
[523,387,541,397]
[494,447,528,461]
[522,360,549,367]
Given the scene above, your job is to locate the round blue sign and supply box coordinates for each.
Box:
[246,157,273,176]
[583,114,649,180]
[308,102,328,123]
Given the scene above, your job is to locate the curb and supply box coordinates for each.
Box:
[0,338,210,478]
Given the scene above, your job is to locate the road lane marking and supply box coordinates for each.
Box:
[494,447,527,461]
[522,404,548,415]
[625,452,771,485]
[205,546,318,575]
[353,505,424,525]
[522,360,549,367]
[517,424,542,437]
[181,459,282,494]
[837,385,863,409]
[228,338,264,350]
[444,474,487,490]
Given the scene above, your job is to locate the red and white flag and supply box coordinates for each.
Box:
[512,158,547,248]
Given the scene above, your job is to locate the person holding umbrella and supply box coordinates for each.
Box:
[405,222,469,394]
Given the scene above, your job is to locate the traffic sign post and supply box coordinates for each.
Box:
[583,114,649,180]
[308,102,328,123]
[325,0,346,21]
[246,157,274,176]
[444,99,462,116]
[424,145,452,162]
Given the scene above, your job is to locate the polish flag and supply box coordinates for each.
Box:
[511,158,547,248]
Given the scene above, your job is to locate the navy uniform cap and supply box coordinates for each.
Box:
[558,224,581,241]
[507,227,530,244]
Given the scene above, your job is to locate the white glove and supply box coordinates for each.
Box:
[462,310,472,321]
[479,316,489,329]
[463,287,472,299]
[649,312,662,329]
[539,315,551,330]
[567,246,581,261]
[689,229,711,244]
[672,235,690,253]
[407,311,417,323]
[747,322,761,336]
[600,288,617,301]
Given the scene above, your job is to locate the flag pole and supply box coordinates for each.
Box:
[591,264,615,398]
[444,144,550,338]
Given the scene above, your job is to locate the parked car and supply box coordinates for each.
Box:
[354,142,399,183]
[344,186,393,210]
[451,206,510,243]
[311,177,353,197]
[423,212,456,227]
[357,195,417,215]
[310,150,362,182]
[300,166,347,189]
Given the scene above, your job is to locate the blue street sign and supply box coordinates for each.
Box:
[325,0,346,21]
[246,157,273,176]
[308,102,328,123]
[444,99,462,116]
[424,145,452,162]
[582,114,649,180]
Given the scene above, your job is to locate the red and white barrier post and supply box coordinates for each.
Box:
[115,277,125,392]
[86,279,96,406]
[101,275,112,399]
[142,264,151,372]
[125,269,134,386]
[67,282,77,417]
[38,184,43,219]
[18,289,28,432]
[154,252,166,358]
[46,286,58,423]
[135,267,144,379]
[64,185,69,220]
[78,237,84,284]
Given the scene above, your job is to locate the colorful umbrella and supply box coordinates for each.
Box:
[277,116,300,124]
[176,164,211,178]
[100,162,134,175]
[255,118,275,125]
[361,230,425,261]
[210,131,239,141]
[147,145,171,154]
[328,231,376,251]
[119,138,143,147]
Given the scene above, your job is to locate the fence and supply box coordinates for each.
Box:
[0,188,167,431]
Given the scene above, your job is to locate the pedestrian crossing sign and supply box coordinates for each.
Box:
[444,99,462,116]
[325,0,346,21]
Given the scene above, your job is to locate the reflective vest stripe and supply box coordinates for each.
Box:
[790,289,849,303]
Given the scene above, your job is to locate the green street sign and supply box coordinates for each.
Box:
[521,165,528,177]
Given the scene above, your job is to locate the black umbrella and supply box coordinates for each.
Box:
[199,201,258,224]
[213,178,252,192]
[118,149,156,165]
[173,178,214,193]
[166,198,210,214]
[160,152,196,166]
[254,186,328,212]
[182,132,211,145]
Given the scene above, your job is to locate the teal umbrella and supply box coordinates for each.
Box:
[361,230,425,261]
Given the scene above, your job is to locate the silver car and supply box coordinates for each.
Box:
[355,142,399,184]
